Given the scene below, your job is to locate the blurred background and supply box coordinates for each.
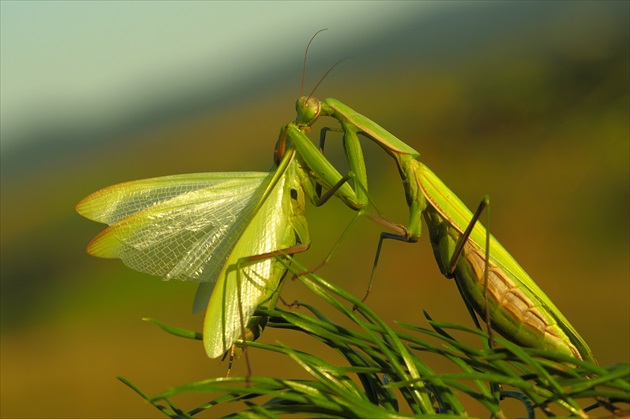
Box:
[1,1,628,417]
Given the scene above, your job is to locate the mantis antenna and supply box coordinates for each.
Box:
[300,29,351,101]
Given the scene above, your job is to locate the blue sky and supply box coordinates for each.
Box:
[0,1,438,150]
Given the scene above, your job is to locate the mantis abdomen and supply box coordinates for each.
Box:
[424,204,585,361]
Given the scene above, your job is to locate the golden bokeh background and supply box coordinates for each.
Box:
[2,2,628,417]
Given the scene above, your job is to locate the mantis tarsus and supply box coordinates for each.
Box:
[280,94,596,364]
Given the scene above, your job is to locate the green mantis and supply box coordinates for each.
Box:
[279,94,596,364]
[77,32,595,366]
[77,96,595,364]
[76,151,302,359]
[75,111,368,359]
[284,30,597,366]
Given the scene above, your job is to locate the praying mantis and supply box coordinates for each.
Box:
[277,93,597,364]
[75,109,369,359]
[77,31,595,366]
[76,151,306,359]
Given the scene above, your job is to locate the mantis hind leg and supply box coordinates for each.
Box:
[445,196,526,413]
[445,195,493,347]
[445,196,490,277]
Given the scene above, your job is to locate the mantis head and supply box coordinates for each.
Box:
[295,96,321,128]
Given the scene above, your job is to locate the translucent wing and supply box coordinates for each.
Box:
[77,172,267,225]
[203,155,309,358]
[76,172,271,283]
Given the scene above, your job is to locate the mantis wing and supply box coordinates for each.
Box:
[76,171,272,286]
[76,152,309,358]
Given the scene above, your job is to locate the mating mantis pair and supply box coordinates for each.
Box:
[76,40,595,366]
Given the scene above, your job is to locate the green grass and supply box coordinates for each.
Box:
[118,261,629,418]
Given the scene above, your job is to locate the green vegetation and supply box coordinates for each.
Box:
[122,262,629,418]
